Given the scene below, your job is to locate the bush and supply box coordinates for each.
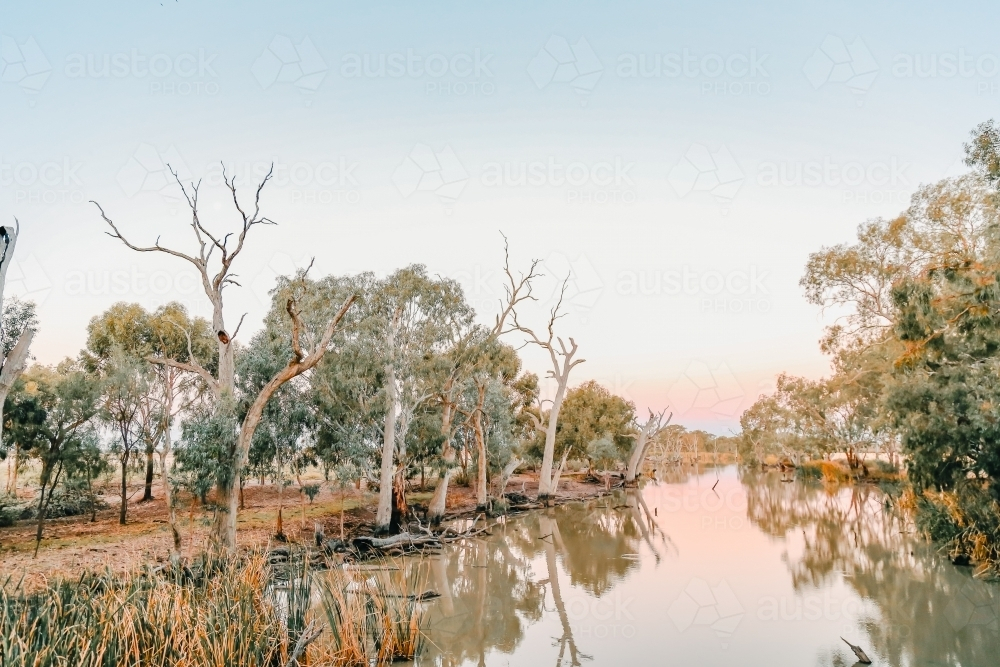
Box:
[795,461,824,481]
[915,486,1000,573]
[871,459,899,475]
[41,486,107,519]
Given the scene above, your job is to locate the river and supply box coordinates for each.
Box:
[410,466,1000,666]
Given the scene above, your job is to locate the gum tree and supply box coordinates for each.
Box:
[94,172,355,551]
[0,222,37,450]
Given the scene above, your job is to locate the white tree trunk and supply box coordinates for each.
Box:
[538,378,569,498]
[0,223,31,452]
[158,382,181,556]
[427,467,453,523]
[474,382,488,507]
[549,447,571,496]
[375,363,397,530]
[0,328,34,447]
[626,410,671,483]
[626,425,653,483]
[496,456,523,497]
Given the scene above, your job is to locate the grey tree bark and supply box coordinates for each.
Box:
[625,409,672,483]
[97,168,356,551]
[0,223,34,449]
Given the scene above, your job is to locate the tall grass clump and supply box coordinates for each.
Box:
[312,562,424,665]
[0,552,428,666]
[0,553,283,667]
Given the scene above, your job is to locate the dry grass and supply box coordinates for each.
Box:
[0,552,427,667]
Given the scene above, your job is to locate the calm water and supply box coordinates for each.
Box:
[411,466,1000,667]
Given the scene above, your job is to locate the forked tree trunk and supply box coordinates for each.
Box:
[549,447,571,498]
[427,394,457,524]
[626,410,671,484]
[210,295,355,550]
[496,456,523,497]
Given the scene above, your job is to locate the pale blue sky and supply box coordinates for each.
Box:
[2,0,998,431]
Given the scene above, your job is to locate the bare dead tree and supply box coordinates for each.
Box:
[222,289,356,548]
[625,408,672,483]
[94,170,356,551]
[95,165,275,399]
[426,235,541,521]
[510,278,585,499]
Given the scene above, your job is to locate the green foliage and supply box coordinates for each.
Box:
[174,404,239,504]
[744,122,1000,571]
[0,295,37,360]
[586,435,621,469]
[525,380,635,463]
[302,483,321,503]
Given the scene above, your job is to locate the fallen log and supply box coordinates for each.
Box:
[841,637,872,664]
[352,532,441,551]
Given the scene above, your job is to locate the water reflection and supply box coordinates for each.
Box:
[413,468,999,666]
[743,469,1000,667]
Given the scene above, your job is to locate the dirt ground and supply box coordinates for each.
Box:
[0,471,607,589]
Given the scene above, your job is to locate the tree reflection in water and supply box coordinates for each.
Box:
[743,469,1000,667]
[415,469,997,666]
[416,493,658,666]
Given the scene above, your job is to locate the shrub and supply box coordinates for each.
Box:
[795,461,824,481]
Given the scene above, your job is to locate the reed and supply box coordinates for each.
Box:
[311,559,425,664]
[0,552,427,667]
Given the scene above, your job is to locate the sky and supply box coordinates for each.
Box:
[1,0,998,433]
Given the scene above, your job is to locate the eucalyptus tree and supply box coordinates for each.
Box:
[454,338,523,507]
[511,280,586,500]
[364,265,472,533]
[0,222,37,450]
[100,351,152,525]
[86,301,213,552]
[95,171,356,550]
[238,319,317,536]
[6,361,101,556]
[426,240,539,522]
[0,296,38,494]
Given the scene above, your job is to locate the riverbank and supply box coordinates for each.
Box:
[0,470,610,589]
